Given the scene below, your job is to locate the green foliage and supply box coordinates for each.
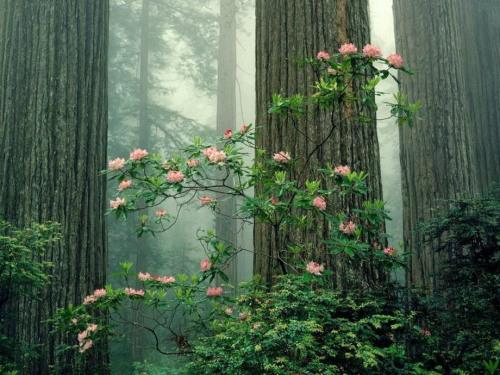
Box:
[0,220,60,372]
[411,191,500,373]
[189,275,418,375]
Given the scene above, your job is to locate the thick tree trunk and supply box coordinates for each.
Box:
[216,0,238,286]
[394,0,479,291]
[0,1,109,374]
[254,0,382,287]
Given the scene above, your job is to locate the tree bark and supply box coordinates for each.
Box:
[216,0,238,287]
[0,1,109,373]
[394,0,479,291]
[254,0,382,287]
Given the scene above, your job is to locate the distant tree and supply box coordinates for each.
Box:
[0,1,109,374]
[254,0,384,287]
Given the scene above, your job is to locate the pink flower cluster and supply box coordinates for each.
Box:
[78,323,98,353]
[110,197,126,209]
[316,50,330,60]
[200,258,212,272]
[207,286,224,297]
[339,43,358,55]
[387,53,404,68]
[224,129,233,139]
[339,220,357,235]
[108,157,125,171]
[273,151,291,164]
[203,147,227,164]
[124,287,145,296]
[83,288,107,305]
[118,179,132,191]
[306,261,325,276]
[239,124,250,134]
[363,44,382,58]
[166,170,185,183]
[129,148,149,161]
[200,195,215,206]
[155,208,167,217]
[383,247,395,256]
[186,159,199,168]
[138,272,175,284]
[313,196,327,211]
[334,165,351,176]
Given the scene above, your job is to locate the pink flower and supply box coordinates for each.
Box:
[313,196,327,211]
[93,289,107,298]
[110,197,126,209]
[200,258,212,272]
[200,195,215,206]
[78,324,98,353]
[273,151,291,164]
[239,124,250,134]
[225,307,233,315]
[339,220,357,235]
[387,53,404,68]
[124,288,145,297]
[118,179,132,191]
[208,150,227,164]
[206,286,224,297]
[224,129,233,139]
[339,43,358,55]
[186,159,199,168]
[383,247,395,256]
[108,157,125,171]
[155,276,176,284]
[166,170,185,183]
[306,261,325,276]
[316,50,330,60]
[83,295,97,305]
[138,272,152,281]
[129,148,149,161]
[334,165,351,176]
[202,147,217,158]
[155,209,167,217]
[420,327,431,337]
[362,44,382,58]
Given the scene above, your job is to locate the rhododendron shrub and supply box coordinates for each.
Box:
[53,45,419,367]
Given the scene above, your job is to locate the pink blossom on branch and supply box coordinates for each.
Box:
[224,129,233,139]
[383,247,395,256]
[155,209,167,217]
[166,170,185,183]
[110,197,126,209]
[339,43,358,55]
[78,323,98,353]
[208,150,227,164]
[313,196,327,211]
[129,148,149,161]
[362,44,382,58]
[202,147,217,158]
[124,288,145,297]
[200,195,215,206]
[206,286,224,297]
[108,157,125,171]
[387,53,404,68]
[334,165,351,176]
[118,179,132,191]
[200,258,212,272]
[239,124,250,134]
[273,151,291,164]
[186,159,199,168]
[339,220,357,235]
[316,50,330,60]
[306,261,325,276]
[138,272,152,281]
[155,275,176,284]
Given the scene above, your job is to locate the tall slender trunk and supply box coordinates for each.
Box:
[216,0,238,287]
[254,0,382,287]
[131,0,150,363]
[0,1,109,373]
[394,0,479,291]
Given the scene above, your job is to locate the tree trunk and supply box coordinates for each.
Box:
[0,1,109,374]
[394,0,479,291]
[254,0,382,287]
[216,0,238,287]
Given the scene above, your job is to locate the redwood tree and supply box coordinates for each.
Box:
[254,0,383,287]
[0,1,109,373]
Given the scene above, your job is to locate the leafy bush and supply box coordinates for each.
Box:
[411,190,500,373]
